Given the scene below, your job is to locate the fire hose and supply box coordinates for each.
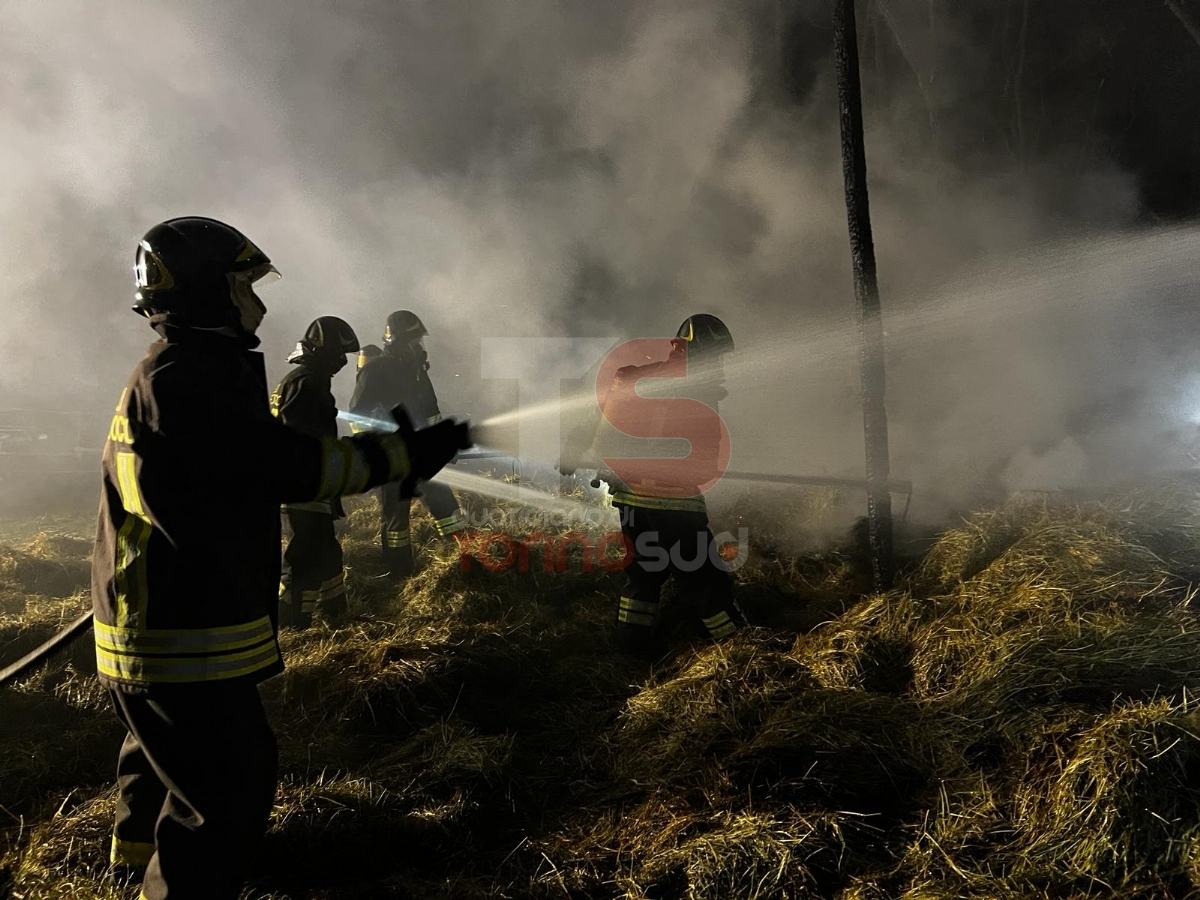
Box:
[0,610,93,689]
[587,470,915,521]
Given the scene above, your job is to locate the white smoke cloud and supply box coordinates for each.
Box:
[0,0,1192,525]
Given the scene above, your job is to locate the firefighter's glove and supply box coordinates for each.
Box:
[391,405,473,482]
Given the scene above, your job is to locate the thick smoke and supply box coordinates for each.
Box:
[0,0,1196,524]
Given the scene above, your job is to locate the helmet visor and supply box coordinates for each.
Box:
[229,264,280,334]
[245,262,281,287]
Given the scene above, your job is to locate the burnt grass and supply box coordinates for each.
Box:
[5,480,1200,898]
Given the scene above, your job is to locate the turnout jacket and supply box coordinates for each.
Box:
[348,345,442,430]
[563,342,727,513]
[93,327,411,693]
[271,353,339,441]
[270,350,344,517]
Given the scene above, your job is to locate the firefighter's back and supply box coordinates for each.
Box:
[94,337,284,690]
[351,352,440,426]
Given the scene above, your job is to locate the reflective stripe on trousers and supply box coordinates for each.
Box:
[434,512,467,537]
[617,596,657,627]
[285,571,347,613]
[383,530,411,549]
[702,610,739,640]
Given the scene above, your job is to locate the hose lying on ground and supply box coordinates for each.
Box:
[0,611,93,688]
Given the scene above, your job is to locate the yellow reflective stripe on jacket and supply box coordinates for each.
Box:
[95,616,275,655]
[610,491,707,514]
[113,514,151,629]
[345,447,372,494]
[96,626,280,685]
[116,452,147,517]
[379,437,410,482]
[113,450,152,627]
[95,616,279,685]
[316,438,387,498]
[427,413,443,425]
[317,438,352,498]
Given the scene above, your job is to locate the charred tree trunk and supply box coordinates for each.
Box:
[833,0,895,591]
[1164,0,1200,51]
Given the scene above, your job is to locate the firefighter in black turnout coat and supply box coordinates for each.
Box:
[349,310,467,579]
[271,316,361,627]
[560,314,746,661]
[93,217,470,900]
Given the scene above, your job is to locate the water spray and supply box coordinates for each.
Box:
[336,410,514,463]
[431,467,606,523]
[476,391,600,432]
[337,410,399,433]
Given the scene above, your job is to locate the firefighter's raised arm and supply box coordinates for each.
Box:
[135,360,467,506]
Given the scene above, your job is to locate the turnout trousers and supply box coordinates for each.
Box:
[612,504,745,657]
[280,507,346,627]
[379,480,466,578]
[108,683,278,900]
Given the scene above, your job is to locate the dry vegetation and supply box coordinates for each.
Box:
[4,477,1200,898]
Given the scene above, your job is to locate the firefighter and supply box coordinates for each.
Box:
[560,314,745,661]
[348,310,467,580]
[96,217,470,900]
[271,316,361,628]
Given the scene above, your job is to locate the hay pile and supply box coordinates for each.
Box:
[4,479,1200,898]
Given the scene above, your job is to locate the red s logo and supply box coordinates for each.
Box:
[595,339,730,497]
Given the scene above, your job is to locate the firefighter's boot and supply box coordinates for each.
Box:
[615,596,666,662]
[382,536,415,583]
